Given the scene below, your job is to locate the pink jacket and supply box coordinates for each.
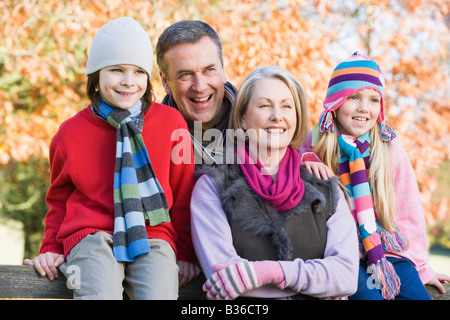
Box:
[300,133,435,284]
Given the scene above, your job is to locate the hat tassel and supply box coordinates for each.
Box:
[319,111,335,133]
[367,258,401,300]
[379,123,396,142]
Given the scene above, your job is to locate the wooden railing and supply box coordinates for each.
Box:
[0,264,447,300]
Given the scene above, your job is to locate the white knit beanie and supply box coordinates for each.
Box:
[85,17,153,76]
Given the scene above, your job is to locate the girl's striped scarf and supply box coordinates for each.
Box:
[337,131,408,300]
[93,98,170,262]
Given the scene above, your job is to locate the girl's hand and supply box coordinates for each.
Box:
[303,161,333,180]
[24,252,65,281]
[301,152,333,180]
[427,273,450,294]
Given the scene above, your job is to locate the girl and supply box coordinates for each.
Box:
[301,52,449,299]
[191,66,359,300]
[24,17,197,299]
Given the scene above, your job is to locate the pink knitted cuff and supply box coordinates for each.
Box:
[253,261,286,289]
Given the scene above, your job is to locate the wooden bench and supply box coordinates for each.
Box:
[0,264,205,300]
[0,264,448,300]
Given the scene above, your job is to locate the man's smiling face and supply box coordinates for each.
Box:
[160,36,227,128]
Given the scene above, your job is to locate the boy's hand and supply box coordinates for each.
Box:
[24,252,65,280]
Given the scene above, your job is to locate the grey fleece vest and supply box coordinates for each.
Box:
[197,164,340,262]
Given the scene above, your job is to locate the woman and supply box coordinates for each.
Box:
[190,66,359,300]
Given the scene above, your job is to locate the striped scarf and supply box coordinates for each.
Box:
[93,98,170,262]
[337,132,407,300]
[162,81,236,164]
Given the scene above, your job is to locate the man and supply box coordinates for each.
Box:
[156,20,237,298]
[156,20,237,165]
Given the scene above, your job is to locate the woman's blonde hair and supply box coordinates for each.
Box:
[314,121,395,231]
[230,65,309,149]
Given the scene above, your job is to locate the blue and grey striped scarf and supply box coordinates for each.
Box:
[93,98,170,262]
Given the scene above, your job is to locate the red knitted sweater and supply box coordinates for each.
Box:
[39,103,196,263]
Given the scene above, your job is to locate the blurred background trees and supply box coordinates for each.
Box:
[0,0,449,259]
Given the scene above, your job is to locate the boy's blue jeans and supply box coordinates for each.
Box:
[349,257,431,300]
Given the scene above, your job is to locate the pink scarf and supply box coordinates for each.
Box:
[237,145,304,212]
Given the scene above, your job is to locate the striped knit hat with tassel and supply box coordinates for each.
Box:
[319,52,396,141]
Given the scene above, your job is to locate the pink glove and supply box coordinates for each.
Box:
[203,260,285,300]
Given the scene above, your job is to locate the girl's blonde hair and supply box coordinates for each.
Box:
[230,65,309,149]
[314,122,395,231]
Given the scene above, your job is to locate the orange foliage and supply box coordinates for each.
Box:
[0,0,448,227]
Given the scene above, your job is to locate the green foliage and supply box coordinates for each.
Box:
[0,156,49,258]
[0,70,33,113]
[428,161,450,249]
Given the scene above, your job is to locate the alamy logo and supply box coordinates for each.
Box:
[170,121,285,174]
[66,264,81,290]
[366,264,382,290]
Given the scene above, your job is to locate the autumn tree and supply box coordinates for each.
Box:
[0,0,448,258]
[311,0,450,243]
